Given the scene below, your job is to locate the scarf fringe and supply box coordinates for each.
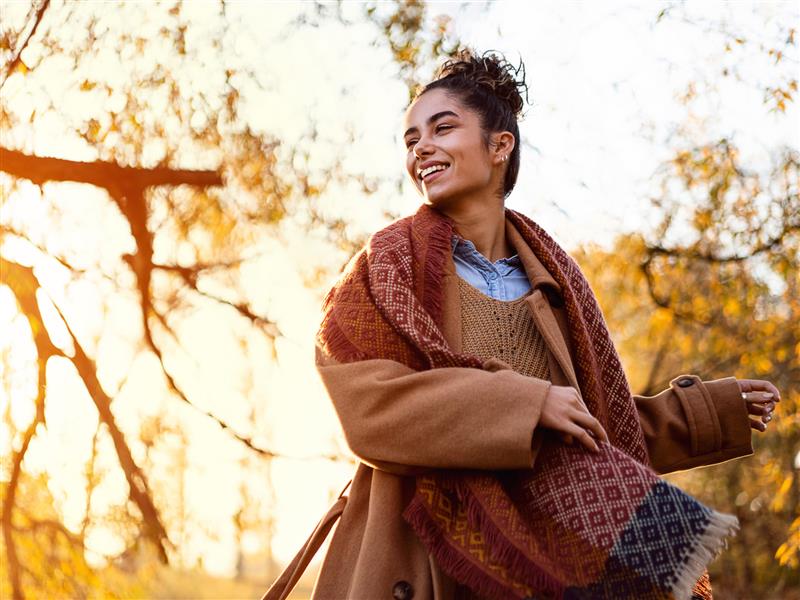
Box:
[416,210,453,334]
[402,493,522,600]
[317,312,362,363]
[671,511,739,600]
[317,252,369,363]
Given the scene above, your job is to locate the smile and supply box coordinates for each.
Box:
[420,164,450,182]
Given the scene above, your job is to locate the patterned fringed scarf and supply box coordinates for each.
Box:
[317,203,737,599]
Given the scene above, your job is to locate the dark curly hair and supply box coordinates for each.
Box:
[414,48,530,200]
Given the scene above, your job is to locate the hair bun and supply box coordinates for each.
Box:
[435,48,528,117]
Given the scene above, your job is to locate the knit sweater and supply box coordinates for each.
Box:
[457,275,551,380]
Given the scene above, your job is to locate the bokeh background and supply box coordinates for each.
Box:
[1,1,798,598]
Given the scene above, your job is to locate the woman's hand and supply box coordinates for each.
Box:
[738,378,781,432]
[539,384,609,452]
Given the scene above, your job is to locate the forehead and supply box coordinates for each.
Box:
[403,88,468,130]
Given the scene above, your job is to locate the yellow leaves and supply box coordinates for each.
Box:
[769,474,794,512]
[86,118,115,143]
[692,209,713,232]
[87,119,102,141]
[128,114,142,132]
[676,334,694,356]
[691,294,711,322]
[722,296,740,318]
[649,307,674,333]
[776,515,800,568]
[753,356,774,373]
[767,85,795,113]
[396,44,419,65]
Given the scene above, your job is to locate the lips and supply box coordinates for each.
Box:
[422,166,448,184]
[418,163,450,182]
[417,160,449,177]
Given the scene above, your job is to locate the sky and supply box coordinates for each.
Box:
[0,0,798,583]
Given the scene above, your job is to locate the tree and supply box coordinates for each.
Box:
[1,1,358,596]
[567,13,799,589]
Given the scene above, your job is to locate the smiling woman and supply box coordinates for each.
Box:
[262,48,780,600]
[403,53,526,218]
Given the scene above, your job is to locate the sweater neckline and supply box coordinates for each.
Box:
[455,274,533,305]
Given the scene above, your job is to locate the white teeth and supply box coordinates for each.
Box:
[419,164,449,179]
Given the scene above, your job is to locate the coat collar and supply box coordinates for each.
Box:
[504,215,562,296]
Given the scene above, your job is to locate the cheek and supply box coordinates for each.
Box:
[404,154,413,173]
[405,157,418,182]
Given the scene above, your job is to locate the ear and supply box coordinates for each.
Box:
[491,131,516,164]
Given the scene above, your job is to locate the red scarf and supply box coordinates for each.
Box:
[318,203,734,599]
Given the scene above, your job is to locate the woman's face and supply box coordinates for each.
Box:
[403,88,502,209]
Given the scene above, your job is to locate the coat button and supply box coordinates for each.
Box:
[677,377,694,388]
[392,580,414,600]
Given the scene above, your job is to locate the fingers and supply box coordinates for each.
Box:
[564,424,600,453]
[745,399,775,416]
[571,409,610,445]
[738,379,782,402]
[541,385,607,452]
[744,395,776,433]
[762,381,782,401]
[742,391,776,404]
[743,393,777,433]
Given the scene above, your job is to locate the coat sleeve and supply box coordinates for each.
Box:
[315,345,551,475]
[633,373,754,475]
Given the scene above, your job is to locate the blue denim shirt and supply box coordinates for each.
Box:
[451,235,532,301]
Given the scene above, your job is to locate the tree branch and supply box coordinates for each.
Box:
[1,258,172,563]
[0,255,63,600]
[0,0,51,92]
[0,147,223,190]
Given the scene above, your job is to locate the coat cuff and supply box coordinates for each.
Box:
[482,356,550,468]
[667,374,753,469]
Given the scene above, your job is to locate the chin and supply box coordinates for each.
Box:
[422,189,460,212]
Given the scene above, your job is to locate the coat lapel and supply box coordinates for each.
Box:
[505,218,583,396]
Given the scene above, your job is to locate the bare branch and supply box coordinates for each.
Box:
[0,254,63,600]
[0,146,223,190]
[0,0,51,92]
[1,257,172,563]
[646,222,800,263]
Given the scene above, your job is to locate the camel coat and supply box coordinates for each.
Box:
[263,218,754,600]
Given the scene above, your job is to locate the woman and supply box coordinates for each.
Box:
[264,49,780,600]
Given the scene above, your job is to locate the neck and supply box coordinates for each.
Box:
[440,198,513,263]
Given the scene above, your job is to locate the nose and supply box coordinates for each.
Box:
[413,133,434,160]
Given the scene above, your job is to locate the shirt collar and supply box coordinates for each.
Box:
[450,234,523,268]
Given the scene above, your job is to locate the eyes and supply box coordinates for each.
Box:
[405,124,453,150]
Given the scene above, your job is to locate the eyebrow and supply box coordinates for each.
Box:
[403,110,460,138]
